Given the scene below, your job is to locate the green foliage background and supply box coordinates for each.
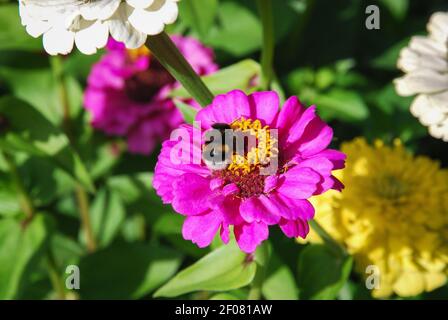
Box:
[0,0,447,300]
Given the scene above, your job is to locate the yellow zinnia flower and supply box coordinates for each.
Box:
[307,138,448,298]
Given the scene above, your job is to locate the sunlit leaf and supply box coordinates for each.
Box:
[154,241,256,298]
[170,59,260,99]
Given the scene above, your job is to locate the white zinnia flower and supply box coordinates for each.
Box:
[19,0,180,55]
[394,12,448,142]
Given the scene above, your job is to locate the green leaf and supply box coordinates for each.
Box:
[262,253,299,300]
[121,214,146,243]
[0,4,41,51]
[174,99,198,124]
[0,96,94,192]
[379,0,409,21]
[0,214,52,299]
[51,233,84,267]
[78,243,183,299]
[179,0,219,39]
[170,59,260,99]
[20,157,76,207]
[209,293,240,300]
[153,213,184,236]
[371,38,409,71]
[89,188,126,248]
[0,173,21,217]
[154,241,256,298]
[315,68,336,90]
[297,244,353,300]
[0,67,83,125]
[107,173,154,204]
[315,89,370,121]
[206,1,262,56]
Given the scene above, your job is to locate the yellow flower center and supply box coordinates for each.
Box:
[207,117,279,199]
[375,174,410,201]
[226,117,278,174]
[127,45,150,61]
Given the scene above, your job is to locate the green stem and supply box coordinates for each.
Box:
[1,151,34,220]
[247,266,266,300]
[75,185,96,253]
[146,32,214,107]
[256,0,275,90]
[50,55,97,253]
[50,56,72,136]
[247,242,271,300]
[46,251,66,300]
[309,219,346,256]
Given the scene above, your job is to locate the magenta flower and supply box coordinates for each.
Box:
[153,90,346,253]
[84,35,218,155]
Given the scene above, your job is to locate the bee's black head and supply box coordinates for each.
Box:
[211,123,231,130]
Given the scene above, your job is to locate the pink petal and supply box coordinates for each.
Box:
[264,175,279,193]
[296,157,334,177]
[171,35,219,76]
[223,183,239,196]
[153,132,209,204]
[332,176,344,191]
[315,149,347,170]
[279,218,310,238]
[210,178,223,190]
[155,125,209,177]
[172,173,212,215]
[248,91,279,126]
[297,117,334,157]
[239,196,281,225]
[275,96,305,135]
[268,193,315,220]
[196,90,251,129]
[214,195,244,225]
[286,106,318,144]
[182,210,223,248]
[277,167,321,199]
[234,221,269,253]
[220,223,230,244]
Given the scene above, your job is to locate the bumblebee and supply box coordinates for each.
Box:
[202,123,233,170]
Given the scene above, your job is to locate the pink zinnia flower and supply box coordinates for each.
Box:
[84,35,218,155]
[153,90,346,253]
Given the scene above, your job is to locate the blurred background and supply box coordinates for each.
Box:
[0,0,447,300]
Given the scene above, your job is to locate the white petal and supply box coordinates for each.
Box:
[428,118,448,141]
[410,94,446,126]
[108,3,146,48]
[427,12,448,44]
[156,0,179,24]
[397,47,448,73]
[19,3,51,37]
[129,8,165,35]
[126,0,155,9]
[75,20,109,55]
[128,0,178,35]
[80,0,121,20]
[20,0,180,54]
[394,70,448,96]
[43,26,75,55]
[409,36,447,58]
